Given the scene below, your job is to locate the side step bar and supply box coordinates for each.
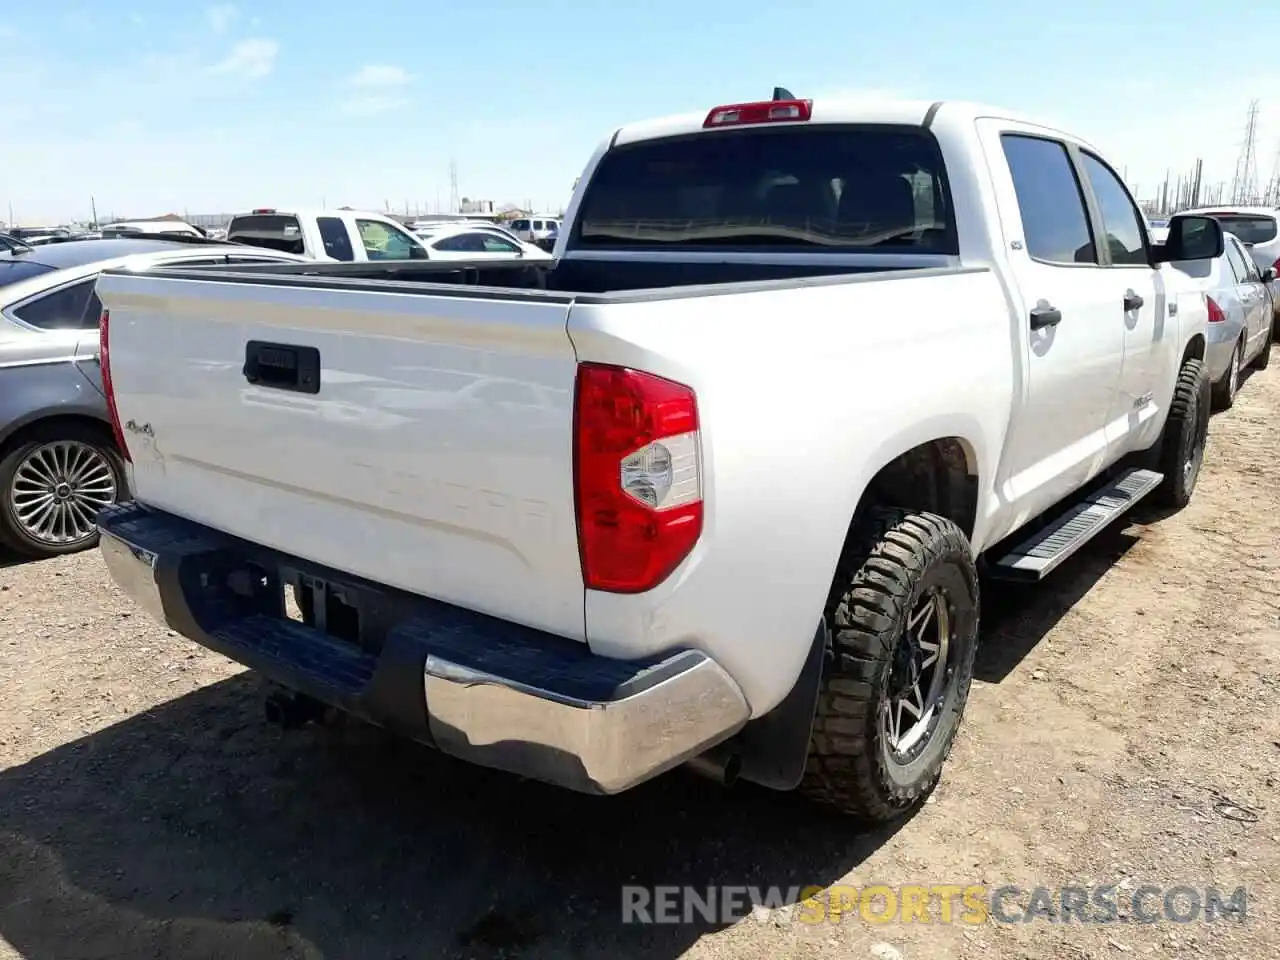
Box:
[989,468,1163,581]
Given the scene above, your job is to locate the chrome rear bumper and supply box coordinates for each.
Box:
[99,504,749,794]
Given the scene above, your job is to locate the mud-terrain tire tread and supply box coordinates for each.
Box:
[800,507,979,823]
[1154,356,1209,510]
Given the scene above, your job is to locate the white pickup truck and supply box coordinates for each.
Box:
[225,208,429,262]
[93,94,1226,822]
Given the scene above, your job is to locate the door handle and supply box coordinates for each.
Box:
[1029,305,1062,330]
[1124,291,1144,311]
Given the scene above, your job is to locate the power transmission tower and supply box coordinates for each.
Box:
[1231,101,1260,205]
[1264,140,1280,206]
[449,160,460,213]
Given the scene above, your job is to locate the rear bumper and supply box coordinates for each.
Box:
[97,503,749,794]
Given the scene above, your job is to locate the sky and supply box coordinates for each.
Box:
[2,1,1278,224]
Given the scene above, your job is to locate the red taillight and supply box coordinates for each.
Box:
[252,208,276,214]
[573,363,703,593]
[99,308,131,462]
[1206,296,1227,324]
[703,99,812,128]
[1271,257,1280,274]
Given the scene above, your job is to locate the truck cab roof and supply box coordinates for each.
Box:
[609,97,1086,149]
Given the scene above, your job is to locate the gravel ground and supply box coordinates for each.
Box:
[1,356,1277,960]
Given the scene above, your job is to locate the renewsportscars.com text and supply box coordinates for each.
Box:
[621,884,1248,925]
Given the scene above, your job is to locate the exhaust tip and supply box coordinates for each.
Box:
[685,747,741,786]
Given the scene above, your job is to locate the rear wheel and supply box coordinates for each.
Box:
[1254,324,1272,370]
[800,508,979,822]
[0,424,127,558]
[1212,340,1241,410]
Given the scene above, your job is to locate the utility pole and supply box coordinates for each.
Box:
[90,196,99,227]
[449,160,460,213]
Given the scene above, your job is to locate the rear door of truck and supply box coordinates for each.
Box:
[96,271,586,640]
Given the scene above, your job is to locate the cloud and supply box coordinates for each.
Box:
[208,38,278,79]
[206,4,237,34]
[340,95,411,118]
[810,87,914,104]
[348,64,412,88]
[339,64,412,116]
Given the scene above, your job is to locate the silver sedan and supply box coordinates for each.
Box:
[0,238,310,558]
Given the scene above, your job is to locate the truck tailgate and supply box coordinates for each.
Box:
[96,273,585,641]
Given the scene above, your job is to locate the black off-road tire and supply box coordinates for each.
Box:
[800,508,980,822]
[1211,339,1241,411]
[1253,324,1271,370]
[1153,356,1209,510]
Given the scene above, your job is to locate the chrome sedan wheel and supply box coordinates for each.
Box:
[9,440,119,548]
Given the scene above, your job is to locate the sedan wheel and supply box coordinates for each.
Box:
[0,430,125,558]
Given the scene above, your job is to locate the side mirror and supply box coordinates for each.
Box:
[1262,266,1276,284]
[409,243,429,260]
[1153,214,1224,263]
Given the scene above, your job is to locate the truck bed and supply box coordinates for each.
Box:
[134,254,958,300]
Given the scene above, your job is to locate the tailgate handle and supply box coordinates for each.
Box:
[243,341,321,394]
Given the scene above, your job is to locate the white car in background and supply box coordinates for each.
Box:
[506,216,561,250]
[226,208,428,262]
[101,220,204,238]
[416,223,551,261]
[1178,206,1280,325]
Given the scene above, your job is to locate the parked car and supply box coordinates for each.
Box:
[101,220,202,239]
[1172,231,1275,408]
[8,227,74,245]
[0,238,311,559]
[226,208,425,262]
[507,216,561,251]
[0,235,35,257]
[95,94,1223,823]
[415,224,552,260]
[1178,206,1280,327]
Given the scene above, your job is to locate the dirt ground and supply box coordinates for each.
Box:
[1,360,1277,960]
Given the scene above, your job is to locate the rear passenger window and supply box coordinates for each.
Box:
[1236,243,1261,281]
[13,279,99,330]
[1079,152,1147,266]
[317,217,354,261]
[1223,241,1250,283]
[1002,135,1096,265]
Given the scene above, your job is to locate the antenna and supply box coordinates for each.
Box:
[772,87,795,101]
